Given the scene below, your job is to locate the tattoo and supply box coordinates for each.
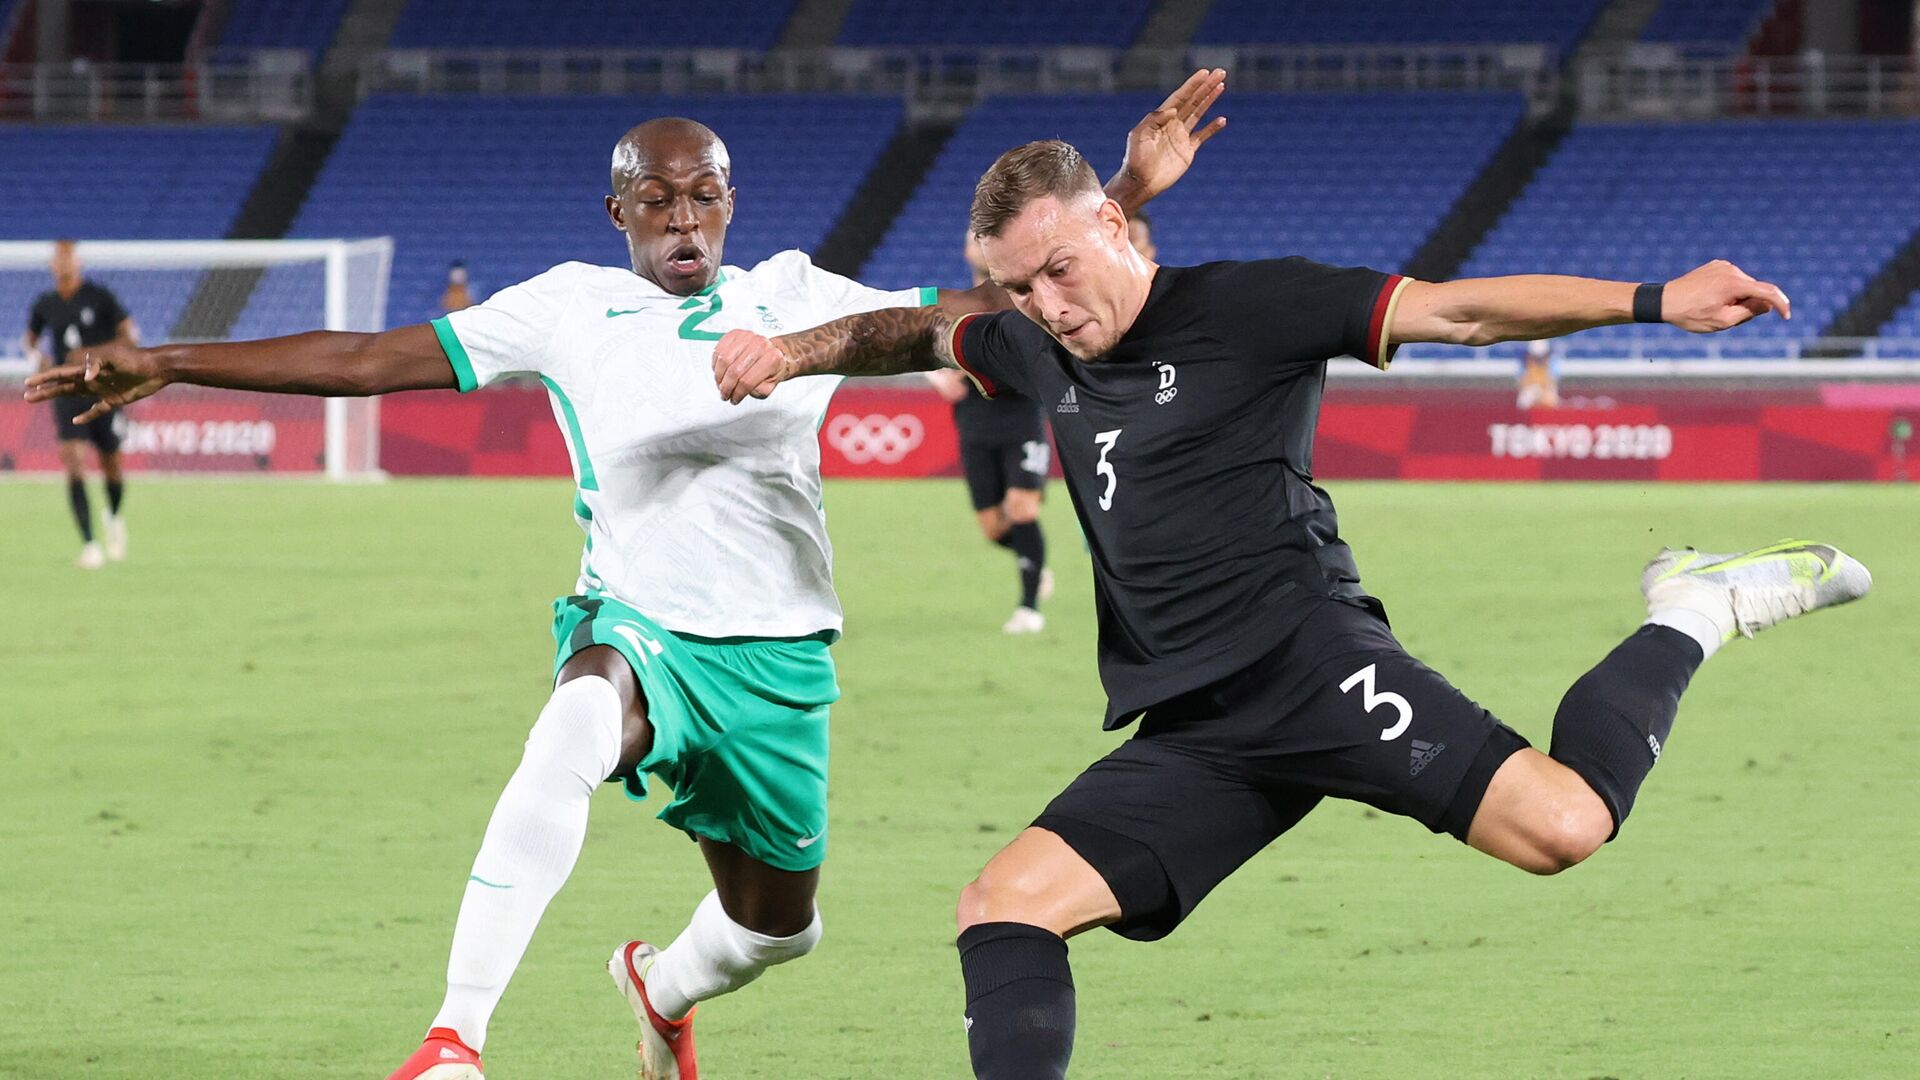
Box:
[776,305,963,379]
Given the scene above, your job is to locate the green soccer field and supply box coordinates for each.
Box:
[2,478,1914,1080]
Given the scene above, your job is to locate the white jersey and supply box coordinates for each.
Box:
[434,251,934,639]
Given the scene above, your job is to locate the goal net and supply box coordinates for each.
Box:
[0,238,393,480]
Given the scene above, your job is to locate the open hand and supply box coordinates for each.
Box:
[1118,68,1228,202]
[712,329,791,404]
[1663,260,1792,333]
[22,340,168,421]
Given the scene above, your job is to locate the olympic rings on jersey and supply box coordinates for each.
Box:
[825,413,925,465]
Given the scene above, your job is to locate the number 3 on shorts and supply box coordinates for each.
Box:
[1094,428,1122,510]
[1339,662,1413,741]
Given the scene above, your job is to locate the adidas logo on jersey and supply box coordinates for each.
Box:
[1057,387,1080,414]
[1409,739,1446,777]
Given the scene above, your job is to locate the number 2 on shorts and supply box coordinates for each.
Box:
[1339,662,1413,741]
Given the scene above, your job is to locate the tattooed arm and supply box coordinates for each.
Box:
[713,304,970,404]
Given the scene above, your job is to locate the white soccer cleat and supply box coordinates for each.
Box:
[1037,568,1055,603]
[1002,606,1045,635]
[75,541,105,570]
[609,941,698,1080]
[104,515,127,561]
[1642,539,1872,641]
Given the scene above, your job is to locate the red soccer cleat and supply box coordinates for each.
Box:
[609,941,699,1080]
[384,1027,484,1080]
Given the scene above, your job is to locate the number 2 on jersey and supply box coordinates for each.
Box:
[1093,428,1122,510]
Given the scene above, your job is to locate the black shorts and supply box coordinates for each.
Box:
[959,436,1049,512]
[1034,598,1531,941]
[52,397,120,453]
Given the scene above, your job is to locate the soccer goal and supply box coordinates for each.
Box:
[0,238,394,480]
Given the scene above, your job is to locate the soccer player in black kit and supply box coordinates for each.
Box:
[928,233,1054,633]
[25,240,137,569]
[710,139,1873,1077]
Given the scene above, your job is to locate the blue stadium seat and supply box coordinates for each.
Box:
[1640,0,1775,48]
[0,127,279,342]
[237,94,903,334]
[389,0,799,49]
[1194,0,1611,55]
[861,92,1524,294]
[1461,120,1920,346]
[1879,288,1920,341]
[837,0,1155,47]
[217,0,351,59]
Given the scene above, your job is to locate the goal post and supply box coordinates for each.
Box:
[0,238,394,480]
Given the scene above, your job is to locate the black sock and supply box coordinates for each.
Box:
[958,922,1075,1080]
[106,479,124,516]
[67,479,94,542]
[1001,522,1046,608]
[1549,624,1703,837]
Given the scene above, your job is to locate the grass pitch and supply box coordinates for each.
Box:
[1,478,1914,1079]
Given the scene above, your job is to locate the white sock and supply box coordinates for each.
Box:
[643,890,822,1021]
[429,675,623,1050]
[1645,606,1729,662]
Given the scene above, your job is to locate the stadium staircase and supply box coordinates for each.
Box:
[1566,0,1664,62]
[1401,100,1575,282]
[1821,226,1920,340]
[816,119,959,279]
[773,0,857,49]
[175,0,410,339]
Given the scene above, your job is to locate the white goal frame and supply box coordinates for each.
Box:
[0,238,394,480]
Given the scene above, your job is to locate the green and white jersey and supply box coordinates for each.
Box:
[432,251,935,639]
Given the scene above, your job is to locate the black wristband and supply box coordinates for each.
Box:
[1633,282,1665,324]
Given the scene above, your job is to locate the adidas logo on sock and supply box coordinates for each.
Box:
[1057,387,1079,414]
[1409,739,1446,777]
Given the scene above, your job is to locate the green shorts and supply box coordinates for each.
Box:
[551,594,839,872]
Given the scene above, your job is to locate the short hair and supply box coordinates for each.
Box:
[970,139,1102,239]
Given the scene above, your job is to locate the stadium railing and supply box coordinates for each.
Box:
[1575,50,1916,117]
[357,45,1557,103]
[0,54,312,122]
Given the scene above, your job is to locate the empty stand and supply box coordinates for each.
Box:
[388,0,799,50]
[1194,0,1611,56]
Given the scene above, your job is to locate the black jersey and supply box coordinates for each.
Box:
[29,281,128,365]
[952,375,1046,444]
[953,259,1408,727]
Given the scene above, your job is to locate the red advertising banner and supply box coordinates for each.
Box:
[4,382,1912,482]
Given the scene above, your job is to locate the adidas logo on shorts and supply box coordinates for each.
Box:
[1409,739,1446,777]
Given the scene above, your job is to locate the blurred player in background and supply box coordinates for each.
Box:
[441,261,475,314]
[1126,209,1156,261]
[25,240,136,569]
[926,233,1054,633]
[28,72,1226,1080]
[1517,337,1561,409]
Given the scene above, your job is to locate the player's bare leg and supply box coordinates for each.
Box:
[611,842,821,1080]
[389,646,651,1080]
[1470,539,1871,876]
[58,440,104,568]
[98,447,127,560]
[951,827,1120,1080]
[997,488,1049,633]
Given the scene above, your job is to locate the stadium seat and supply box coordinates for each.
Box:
[216,0,352,60]
[1193,0,1611,56]
[1461,120,1920,346]
[239,94,904,334]
[1640,0,1776,49]
[837,0,1156,48]
[388,0,800,50]
[860,92,1524,294]
[0,127,278,342]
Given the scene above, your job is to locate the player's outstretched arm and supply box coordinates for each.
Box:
[22,325,456,423]
[1389,260,1791,347]
[713,305,963,404]
[1104,67,1228,217]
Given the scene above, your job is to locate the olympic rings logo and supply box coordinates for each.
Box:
[825,413,925,465]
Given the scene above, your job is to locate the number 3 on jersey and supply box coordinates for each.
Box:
[1093,428,1122,510]
[1339,663,1413,741]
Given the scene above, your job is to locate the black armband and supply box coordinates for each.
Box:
[1633,282,1665,324]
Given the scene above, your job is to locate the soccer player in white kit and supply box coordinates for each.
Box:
[25,73,1229,1080]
